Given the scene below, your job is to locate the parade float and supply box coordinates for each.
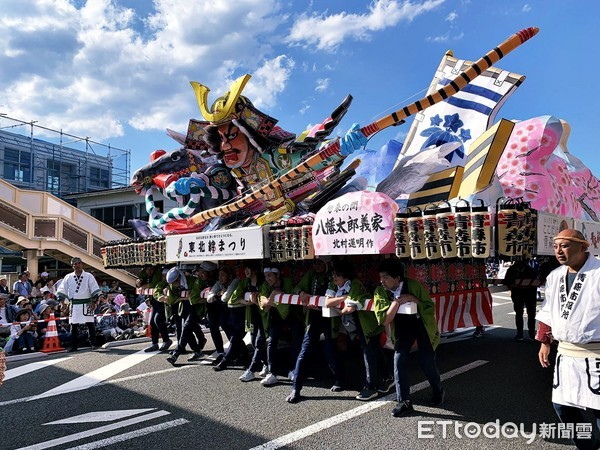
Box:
[102,27,600,332]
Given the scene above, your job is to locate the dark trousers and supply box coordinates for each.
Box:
[16,332,35,351]
[150,299,170,344]
[207,301,231,354]
[357,320,389,390]
[394,314,442,402]
[553,403,600,450]
[266,308,303,375]
[512,294,537,337]
[71,322,96,350]
[248,305,267,372]
[223,306,249,364]
[293,310,341,392]
[175,301,204,354]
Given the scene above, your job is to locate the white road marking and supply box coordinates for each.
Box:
[0,365,195,407]
[249,360,489,450]
[4,357,72,381]
[16,410,171,450]
[44,409,156,425]
[28,349,156,401]
[63,418,189,450]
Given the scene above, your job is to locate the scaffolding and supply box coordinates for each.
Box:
[0,114,130,198]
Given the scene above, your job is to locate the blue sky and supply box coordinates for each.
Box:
[1,0,599,180]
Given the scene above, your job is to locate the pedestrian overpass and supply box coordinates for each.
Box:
[0,178,137,286]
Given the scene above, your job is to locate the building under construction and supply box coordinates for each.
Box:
[0,115,130,199]
[0,115,136,287]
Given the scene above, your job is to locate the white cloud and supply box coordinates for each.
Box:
[286,0,445,51]
[426,31,464,42]
[522,4,532,12]
[0,0,289,139]
[446,11,458,22]
[315,78,330,92]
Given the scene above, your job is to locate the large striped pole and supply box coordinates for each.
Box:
[189,27,539,225]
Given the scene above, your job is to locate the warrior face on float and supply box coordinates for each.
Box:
[217,121,255,170]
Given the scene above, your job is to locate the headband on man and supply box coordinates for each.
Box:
[263,267,280,274]
[553,229,589,247]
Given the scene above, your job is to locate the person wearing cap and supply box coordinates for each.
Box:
[165,267,205,365]
[536,229,600,449]
[205,264,238,367]
[144,267,172,353]
[55,257,101,352]
[37,271,50,287]
[13,272,31,298]
[258,266,301,386]
[0,275,9,295]
[5,309,36,354]
[286,257,343,403]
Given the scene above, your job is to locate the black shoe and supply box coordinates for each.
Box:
[68,347,78,352]
[356,388,379,401]
[159,340,172,352]
[514,333,524,342]
[377,377,395,394]
[188,352,204,362]
[166,353,179,366]
[286,389,302,404]
[392,400,414,417]
[213,360,228,372]
[430,388,445,406]
[211,353,225,366]
[144,344,159,352]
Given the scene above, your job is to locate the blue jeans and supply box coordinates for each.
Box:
[292,310,341,392]
[394,314,442,402]
[553,403,600,450]
[248,305,267,372]
[17,332,35,351]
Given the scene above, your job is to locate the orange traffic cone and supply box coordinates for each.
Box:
[40,312,65,353]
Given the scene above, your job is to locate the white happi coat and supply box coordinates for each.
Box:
[537,254,600,409]
[56,270,101,324]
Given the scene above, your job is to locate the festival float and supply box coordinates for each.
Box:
[102,26,600,332]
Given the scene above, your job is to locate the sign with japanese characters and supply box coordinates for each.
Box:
[573,219,600,257]
[165,226,266,262]
[536,211,574,255]
[312,191,398,255]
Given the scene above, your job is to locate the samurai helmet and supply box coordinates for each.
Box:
[190,74,294,155]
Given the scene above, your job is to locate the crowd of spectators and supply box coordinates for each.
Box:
[0,269,147,355]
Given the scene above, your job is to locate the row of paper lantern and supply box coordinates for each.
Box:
[267,216,315,262]
[101,237,167,269]
[394,198,536,261]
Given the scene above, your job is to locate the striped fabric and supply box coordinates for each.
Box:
[458,119,515,197]
[406,166,464,208]
[398,52,524,167]
[433,289,493,332]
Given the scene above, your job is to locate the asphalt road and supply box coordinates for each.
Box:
[0,291,580,449]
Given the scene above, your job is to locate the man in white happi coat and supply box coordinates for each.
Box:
[56,257,102,352]
[537,229,600,450]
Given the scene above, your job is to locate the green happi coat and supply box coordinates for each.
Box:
[373,278,440,350]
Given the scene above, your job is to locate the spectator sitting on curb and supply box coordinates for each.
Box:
[5,309,37,354]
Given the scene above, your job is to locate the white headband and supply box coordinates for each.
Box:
[263,267,280,274]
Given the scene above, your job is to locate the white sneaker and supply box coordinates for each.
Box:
[239,369,256,382]
[288,370,295,382]
[260,373,278,386]
[258,365,269,377]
